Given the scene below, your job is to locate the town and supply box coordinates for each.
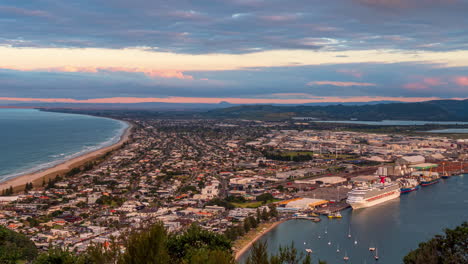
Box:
[1,118,467,256]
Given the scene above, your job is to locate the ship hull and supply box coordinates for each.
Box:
[348,190,400,210]
[401,185,420,193]
[421,178,440,186]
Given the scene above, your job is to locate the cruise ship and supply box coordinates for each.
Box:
[346,177,401,209]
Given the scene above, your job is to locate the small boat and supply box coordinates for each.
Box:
[347,227,352,238]
[327,212,342,219]
[343,252,349,261]
[318,235,321,239]
[441,172,451,179]
[328,241,332,246]
[369,247,376,251]
[336,244,340,253]
[305,249,312,253]
[354,240,358,245]
[374,248,379,260]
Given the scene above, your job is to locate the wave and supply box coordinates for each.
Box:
[0,120,129,183]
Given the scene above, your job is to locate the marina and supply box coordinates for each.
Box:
[239,174,468,263]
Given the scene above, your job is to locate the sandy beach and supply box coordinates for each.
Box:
[234,219,287,261]
[0,121,133,193]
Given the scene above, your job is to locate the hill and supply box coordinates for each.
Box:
[204,99,468,121]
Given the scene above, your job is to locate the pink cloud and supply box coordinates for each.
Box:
[423,77,444,86]
[403,77,446,91]
[454,76,468,86]
[0,6,52,18]
[261,14,300,22]
[357,0,457,8]
[336,69,363,78]
[307,81,376,87]
[0,95,456,105]
[0,66,194,80]
[403,83,429,90]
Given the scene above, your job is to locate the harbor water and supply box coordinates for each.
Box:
[239,174,468,264]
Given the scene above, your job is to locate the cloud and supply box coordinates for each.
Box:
[307,81,377,87]
[0,95,454,105]
[454,76,468,86]
[403,77,446,90]
[2,46,468,76]
[337,69,363,78]
[356,0,457,8]
[0,65,194,80]
[0,6,52,18]
[403,82,429,90]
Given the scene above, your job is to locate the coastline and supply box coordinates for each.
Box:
[234,219,287,261]
[0,121,133,193]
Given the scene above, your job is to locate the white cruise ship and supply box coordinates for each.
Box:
[346,177,400,209]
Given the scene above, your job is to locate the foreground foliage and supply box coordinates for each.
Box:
[404,222,468,264]
[0,225,37,264]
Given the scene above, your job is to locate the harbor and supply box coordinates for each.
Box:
[239,174,468,263]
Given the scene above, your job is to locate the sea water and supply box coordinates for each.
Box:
[0,109,127,183]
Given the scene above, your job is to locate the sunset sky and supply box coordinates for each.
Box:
[1,0,468,104]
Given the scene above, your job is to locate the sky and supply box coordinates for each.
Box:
[1,0,468,104]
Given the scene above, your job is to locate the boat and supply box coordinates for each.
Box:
[327,212,342,219]
[398,178,420,193]
[369,247,376,251]
[346,176,400,209]
[336,244,340,253]
[347,227,352,238]
[441,172,451,179]
[374,248,379,260]
[305,249,312,253]
[412,171,440,186]
[343,252,349,261]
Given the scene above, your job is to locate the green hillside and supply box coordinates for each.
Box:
[204,99,468,121]
[0,226,37,263]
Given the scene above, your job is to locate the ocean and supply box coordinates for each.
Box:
[240,175,468,264]
[0,109,128,183]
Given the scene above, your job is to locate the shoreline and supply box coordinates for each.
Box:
[234,219,287,261]
[0,121,133,193]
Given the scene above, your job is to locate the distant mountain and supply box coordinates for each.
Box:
[203,99,468,121]
[0,100,401,110]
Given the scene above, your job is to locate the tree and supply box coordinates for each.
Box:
[403,222,467,264]
[246,241,317,264]
[268,205,278,218]
[33,247,87,264]
[245,241,269,264]
[261,208,269,221]
[256,193,274,203]
[167,223,232,262]
[0,225,38,263]
[119,222,170,264]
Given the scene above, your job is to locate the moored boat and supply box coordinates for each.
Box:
[411,171,440,187]
[398,178,420,193]
[346,176,400,209]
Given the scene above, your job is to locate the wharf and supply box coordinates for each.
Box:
[316,202,350,215]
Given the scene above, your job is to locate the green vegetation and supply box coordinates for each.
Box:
[403,222,467,264]
[0,225,37,264]
[25,222,234,264]
[205,100,468,121]
[225,206,278,241]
